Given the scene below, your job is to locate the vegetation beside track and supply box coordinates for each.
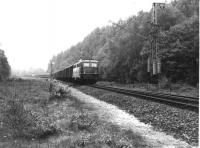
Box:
[76,85,199,146]
[0,79,146,147]
[0,79,58,142]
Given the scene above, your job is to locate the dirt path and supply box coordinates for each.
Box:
[59,83,195,148]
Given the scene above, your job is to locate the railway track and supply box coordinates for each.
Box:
[89,84,199,112]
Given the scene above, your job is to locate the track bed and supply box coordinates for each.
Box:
[90,84,199,112]
[76,85,199,146]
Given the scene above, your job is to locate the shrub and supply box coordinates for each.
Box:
[49,82,71,101]
[159,76,171,89]
[69,112,96,132]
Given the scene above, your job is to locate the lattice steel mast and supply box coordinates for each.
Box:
[148,2,165,77]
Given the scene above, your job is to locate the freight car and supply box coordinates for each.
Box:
[53,59,99,83]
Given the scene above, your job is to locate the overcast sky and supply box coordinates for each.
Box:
[0,0,167,71]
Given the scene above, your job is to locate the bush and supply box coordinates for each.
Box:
[159,76,171,89]
[49,82,71,101]
[69,112,96,132]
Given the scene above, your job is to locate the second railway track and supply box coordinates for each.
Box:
[89,84,199,112]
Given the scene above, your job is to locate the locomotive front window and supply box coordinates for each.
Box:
[83,63,89,67]
[91,63,97,67]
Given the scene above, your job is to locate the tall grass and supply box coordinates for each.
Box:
[0,79,59,140]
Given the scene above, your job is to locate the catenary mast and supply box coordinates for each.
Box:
[148,2,165,81]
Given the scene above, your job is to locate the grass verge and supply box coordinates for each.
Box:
[0,79,148,148]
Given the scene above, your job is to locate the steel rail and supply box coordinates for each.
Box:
[141,90,198,100]
[108,86,199,103]
[89,84,199,112]
[98,85,198,100]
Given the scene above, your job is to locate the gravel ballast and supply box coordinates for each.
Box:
[76,85,199,146]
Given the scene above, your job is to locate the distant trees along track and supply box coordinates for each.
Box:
[89,85,199,113]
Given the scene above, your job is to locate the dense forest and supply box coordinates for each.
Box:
[0,49,10,81]
[48,0,199,86]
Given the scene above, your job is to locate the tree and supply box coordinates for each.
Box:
[0,49,11,81]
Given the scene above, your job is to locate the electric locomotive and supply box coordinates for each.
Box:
[53,59,99,83]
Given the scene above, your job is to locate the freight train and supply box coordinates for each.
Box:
[53,59,99,83]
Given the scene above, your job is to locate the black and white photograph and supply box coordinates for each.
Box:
[0,0,199,147]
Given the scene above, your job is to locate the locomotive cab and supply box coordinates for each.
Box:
[72,59,99,83]
[81,60,99,83]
